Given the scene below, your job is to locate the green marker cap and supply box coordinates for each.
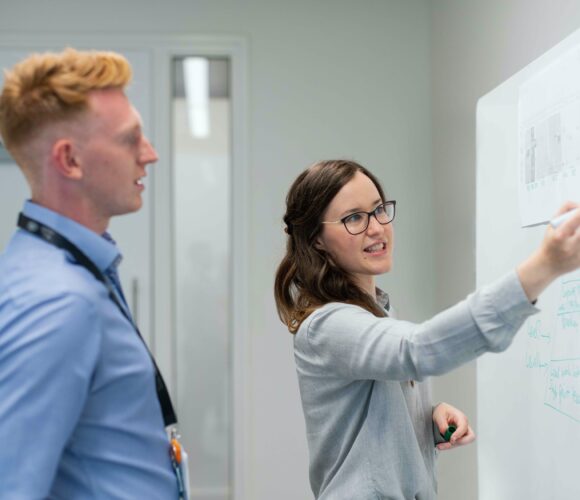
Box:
[443,425,457,442]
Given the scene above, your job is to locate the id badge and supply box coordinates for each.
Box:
[170,429,191,499]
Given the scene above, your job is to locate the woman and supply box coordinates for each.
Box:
[274,159,580,500]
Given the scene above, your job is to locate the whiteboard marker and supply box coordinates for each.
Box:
[443,425,457,442]
[549,208,580,228]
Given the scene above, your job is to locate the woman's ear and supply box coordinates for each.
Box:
[314,237,326,251]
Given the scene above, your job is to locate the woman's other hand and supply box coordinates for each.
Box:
[433,402,476,451]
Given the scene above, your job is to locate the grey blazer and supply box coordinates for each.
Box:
[294,271,537,499]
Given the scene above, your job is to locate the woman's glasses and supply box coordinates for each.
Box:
[321,200,396,235]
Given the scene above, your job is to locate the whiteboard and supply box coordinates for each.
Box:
[477,30,580,500]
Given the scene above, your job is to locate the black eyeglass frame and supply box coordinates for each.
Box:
[321,200,397,235]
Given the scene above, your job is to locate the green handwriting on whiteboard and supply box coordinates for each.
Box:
[529,280,580,423]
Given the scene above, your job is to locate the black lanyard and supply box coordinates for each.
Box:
[17,212,178,428]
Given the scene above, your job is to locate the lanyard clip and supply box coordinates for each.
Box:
[169,427,186,498]
[170,427,182,465]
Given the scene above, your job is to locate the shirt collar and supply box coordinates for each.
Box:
[22,200,122,274]
[375,287,390,313]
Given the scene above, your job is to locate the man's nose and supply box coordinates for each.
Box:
[141,137,158,164]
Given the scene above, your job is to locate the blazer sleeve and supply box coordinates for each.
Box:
[301,271,538,382]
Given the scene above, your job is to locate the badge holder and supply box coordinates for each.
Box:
[170,428,191,499]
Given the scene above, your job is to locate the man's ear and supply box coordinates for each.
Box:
[51,139,83,180]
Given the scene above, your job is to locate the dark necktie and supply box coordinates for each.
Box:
[105,262,128,307]
[101,232,131,318]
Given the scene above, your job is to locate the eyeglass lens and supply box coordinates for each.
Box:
[344,203,395,234]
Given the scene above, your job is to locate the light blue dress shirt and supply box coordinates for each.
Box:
[0,201,178,499]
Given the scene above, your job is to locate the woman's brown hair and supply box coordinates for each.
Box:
[274,159,388,333]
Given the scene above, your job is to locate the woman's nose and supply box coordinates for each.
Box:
[366,214,383,234]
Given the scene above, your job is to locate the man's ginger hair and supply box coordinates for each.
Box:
[0,48,132,152]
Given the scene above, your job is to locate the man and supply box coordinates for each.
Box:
[0,49,180,498]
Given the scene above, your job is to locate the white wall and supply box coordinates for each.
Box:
[431,2,580,499]
[0,2,433,499]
